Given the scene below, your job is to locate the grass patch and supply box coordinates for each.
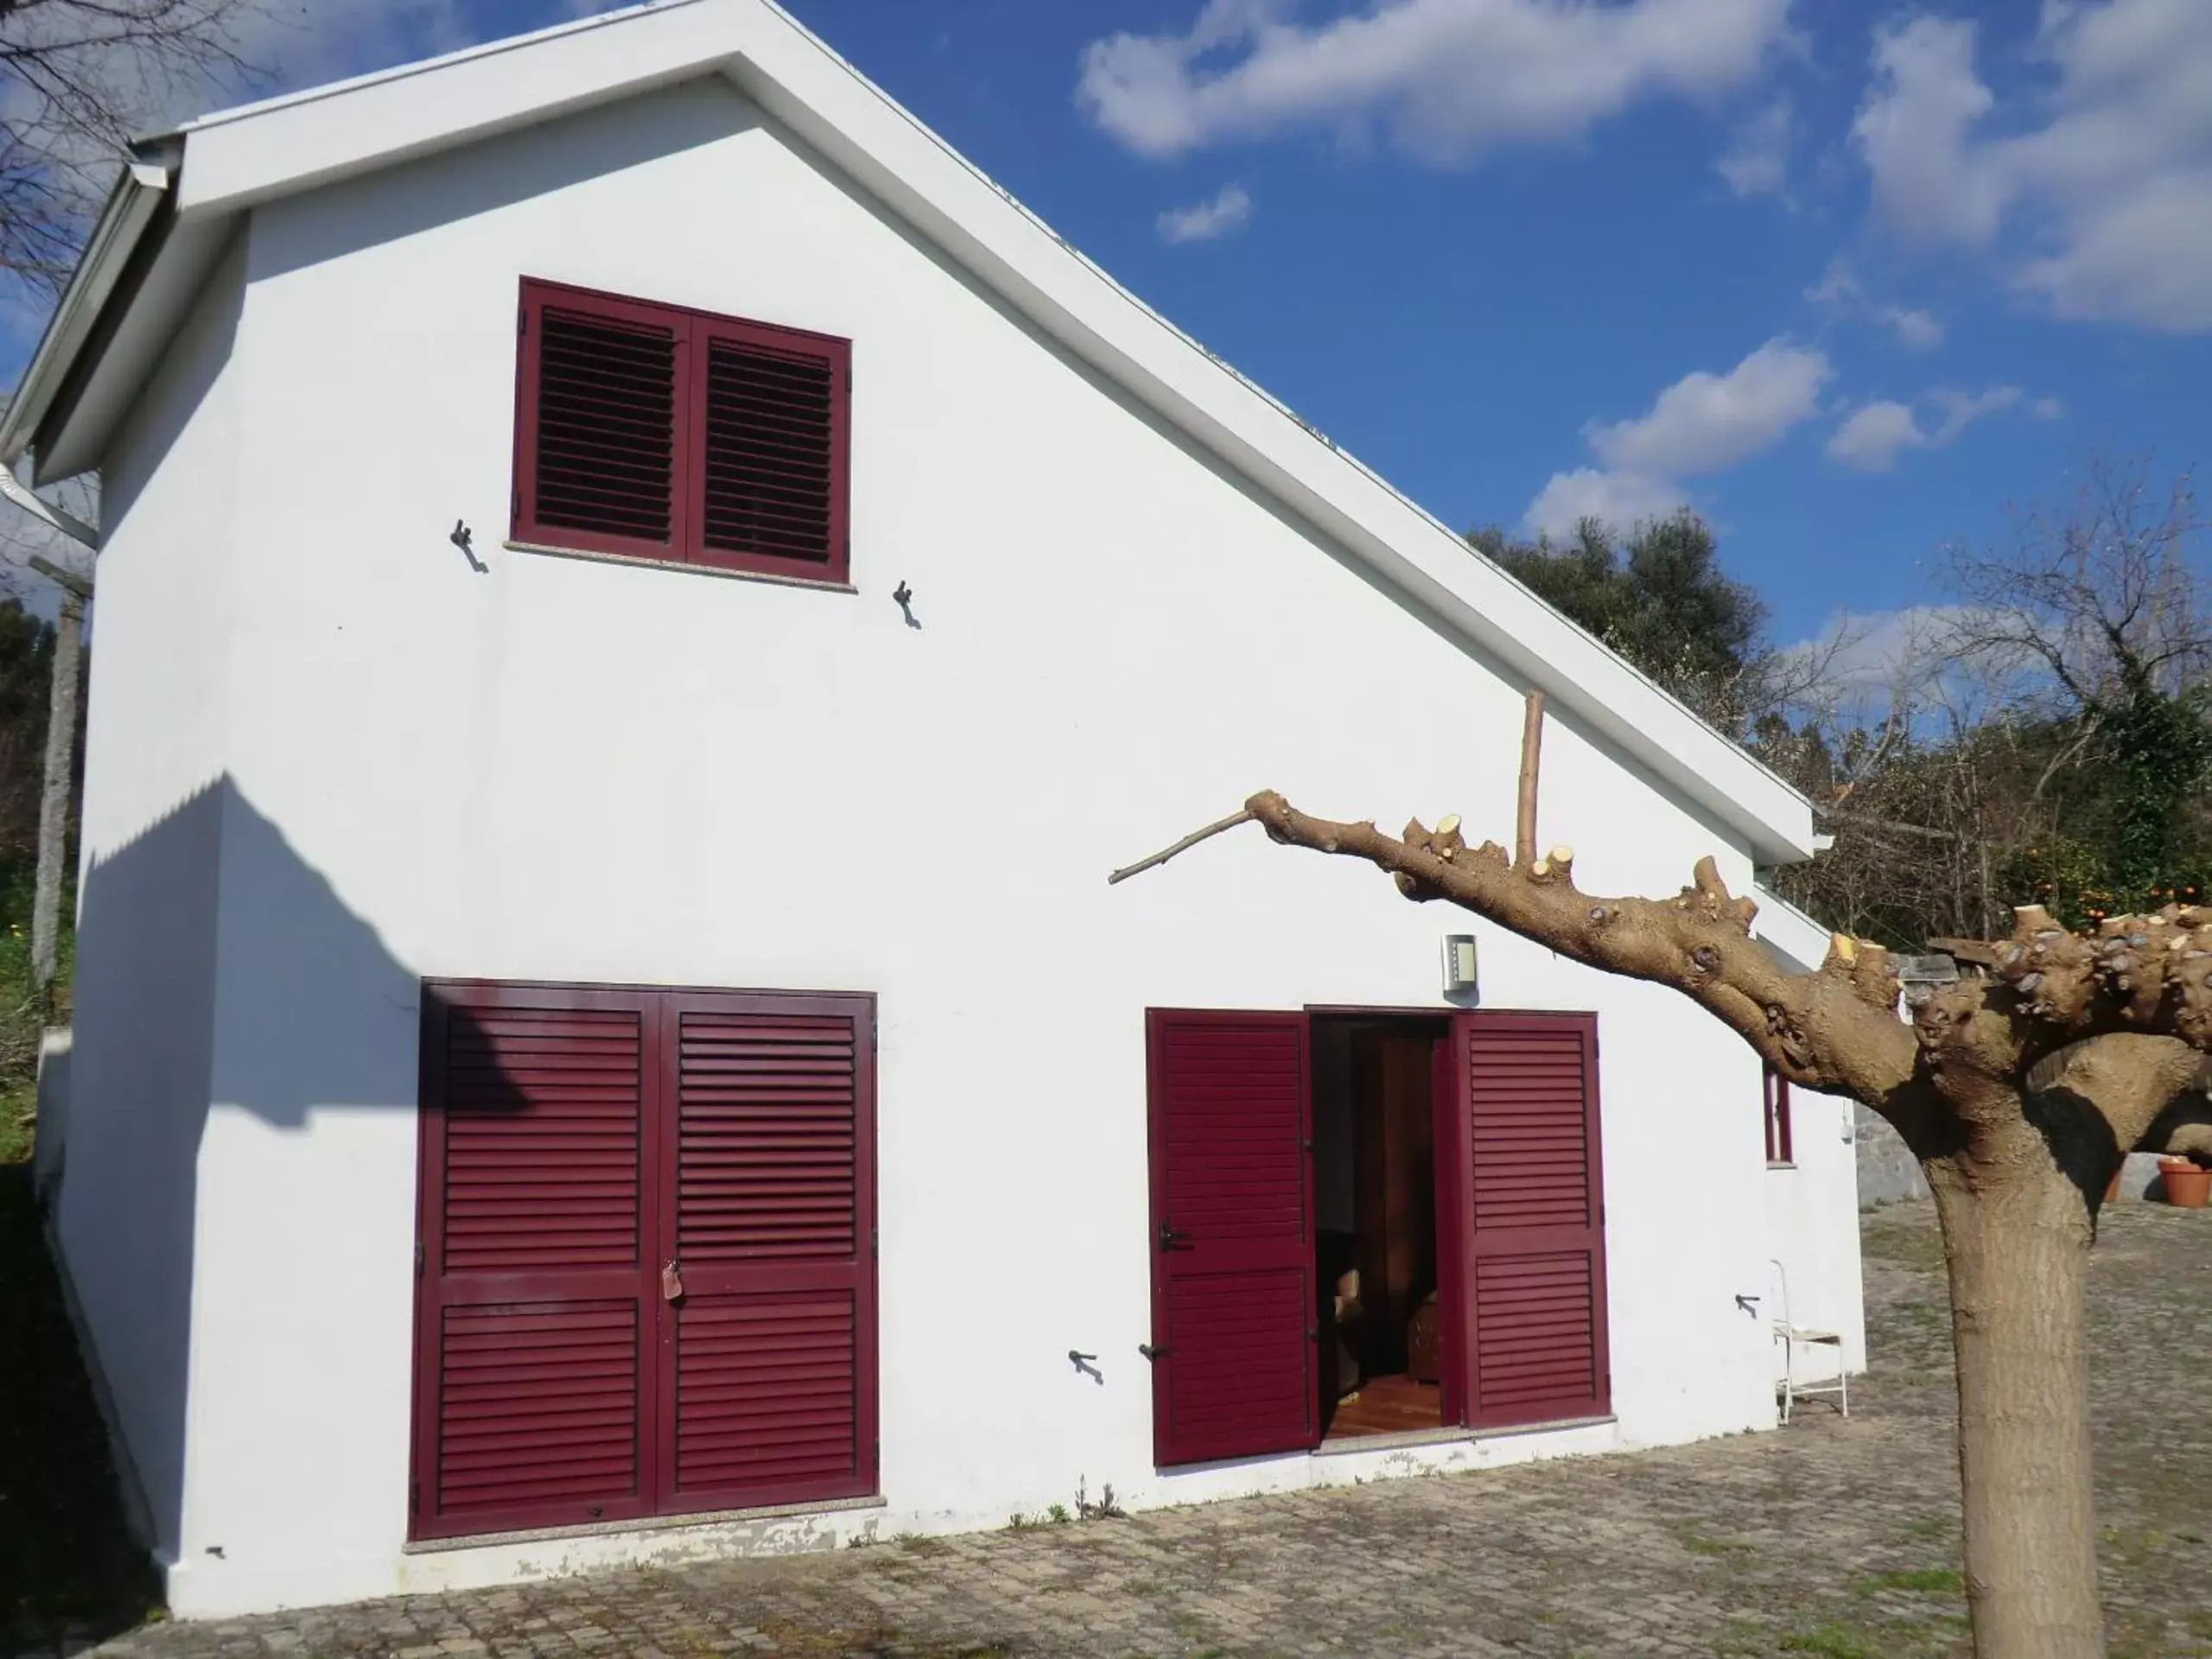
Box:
[1781,1625,1880,1658]
[0,1078,32,1166]
[0,860,70,1170]
[1682,1534,1749,1556]
[1857,1567,1964,1596]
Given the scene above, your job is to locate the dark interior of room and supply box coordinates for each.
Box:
[1312,1014,1448,1440]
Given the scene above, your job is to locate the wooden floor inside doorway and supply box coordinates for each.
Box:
[1325,1374,1443,1440]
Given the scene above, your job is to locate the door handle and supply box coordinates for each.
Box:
[661,1260,685,1303]
[1139,1343,1170,1362]
[1158,1224,1193,1252]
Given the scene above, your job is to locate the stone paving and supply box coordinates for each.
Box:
[29,1202,2212,1658]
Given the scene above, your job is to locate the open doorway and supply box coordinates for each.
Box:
[1311,1013,1451,1440]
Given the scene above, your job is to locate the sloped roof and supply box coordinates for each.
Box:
[1,0,1817,861]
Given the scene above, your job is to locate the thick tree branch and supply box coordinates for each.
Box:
[1118,789,1937,1136]
[1114,791,2212,1162]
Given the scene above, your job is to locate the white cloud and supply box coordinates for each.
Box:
[1522,468,1688,538]
[1157,183,1254,243]
[1717,97,1792,198]
[1805,260,1945,349]
[1879,306,1945,349]
[1782,604,1986,696]
[1805,262,1863,308]
[1852,17,2007,245]
[1824,385,2030,471]
[1585,340,1833,476]
[1824,401,1925,472]
[2031,394,2066,419]
[1076,0,1792,163]
[1927,384,2023,439]
[1524,339,1830,535]
[1851,3,2212,331]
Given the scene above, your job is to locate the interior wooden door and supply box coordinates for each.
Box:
[1351,1028,1437,1376]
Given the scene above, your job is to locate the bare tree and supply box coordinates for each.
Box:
[1119,689,2211,1656]
[0,0,262,294]
[1937,462,2211,915]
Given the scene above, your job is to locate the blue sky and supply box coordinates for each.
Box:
[19,0,2212,655]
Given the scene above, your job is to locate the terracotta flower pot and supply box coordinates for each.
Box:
[2158,1159,2212,1209]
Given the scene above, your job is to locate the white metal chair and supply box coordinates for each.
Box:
[1770,1257,1847,1424]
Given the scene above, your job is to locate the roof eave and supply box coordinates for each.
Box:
[1,156,175,470]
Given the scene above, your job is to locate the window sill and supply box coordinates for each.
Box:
[1766,1160,1797,1171]
[1313,1413,1616,1458]
[404,1492,886,1554]
[505,539,857,594]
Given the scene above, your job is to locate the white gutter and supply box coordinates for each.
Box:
[0,161,174,467]
[0,465,99,550]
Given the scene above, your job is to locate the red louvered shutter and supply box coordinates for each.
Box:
[1146,1010,1317,1467]
[692,321,849,584]
[410,984,660,1541]
[1446,1014,1610,1429]
[514,281,690,563]
[657,991,877,1511]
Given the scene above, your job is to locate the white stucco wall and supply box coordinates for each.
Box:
[59,232,250,1560]
[64,77,1857,1618]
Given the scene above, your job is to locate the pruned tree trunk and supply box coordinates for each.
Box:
[31,586,83,999]
[1932,1157,2101,1657]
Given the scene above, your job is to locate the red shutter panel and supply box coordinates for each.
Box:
[658,992,877,1511]
[411,985,660,1540]
[690,321,849,584]
[1451,1014,1610,1430]
[514,279,690,563]
[1146,1010,1317,1467]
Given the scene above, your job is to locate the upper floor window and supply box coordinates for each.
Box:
[512,278,851,585]
[1764,1064,1794,1166]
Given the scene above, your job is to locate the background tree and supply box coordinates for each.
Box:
[1472,468,2212,955]
[1470,512,1780,738]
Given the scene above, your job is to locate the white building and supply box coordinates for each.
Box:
[5,0,1864,1621]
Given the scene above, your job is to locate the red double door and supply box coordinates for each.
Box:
[410,982,877,1541]
[1145,1009,1610,1467]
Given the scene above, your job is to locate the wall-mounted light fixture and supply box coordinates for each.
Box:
[1441,933,1478,997]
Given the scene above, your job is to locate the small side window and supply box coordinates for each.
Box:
[1764,1065,1794,1166]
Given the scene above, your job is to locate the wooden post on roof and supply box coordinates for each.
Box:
[1516,690,1545,869]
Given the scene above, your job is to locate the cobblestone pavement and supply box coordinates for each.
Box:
[30,1203,2212,1658]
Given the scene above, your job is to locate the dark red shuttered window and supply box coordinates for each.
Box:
[412,986,662,1540]
[412,983,876,1543]
[1146,1011,1317,1467]
[1447,1014,1611,1430]
[696,327,846,580]
[513,278,850,584]
[661,994,876,1510]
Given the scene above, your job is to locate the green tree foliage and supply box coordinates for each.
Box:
[1469,512,1775,736]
